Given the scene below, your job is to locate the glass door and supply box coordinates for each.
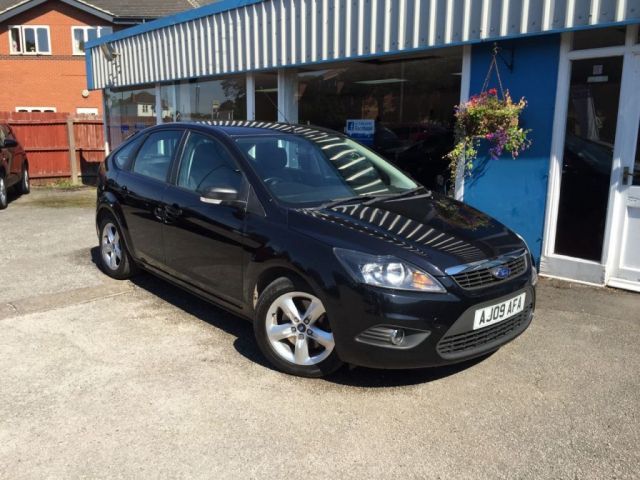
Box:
[254,72,278,121]
[609,52,640,288]
[553,57,623,262]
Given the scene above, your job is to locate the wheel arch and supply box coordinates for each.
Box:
[96,197,134,257]
[249,265,319,311]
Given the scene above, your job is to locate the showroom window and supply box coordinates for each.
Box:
[297,48,462,192]
[72,26,112,55]
[9,25,50,54]
[104,86,159,148]
[160,76,246,123]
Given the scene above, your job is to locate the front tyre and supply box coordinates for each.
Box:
[0,176,7,210]
[98,215,136,280]
[18,165,30,195]
[254,278,343,378]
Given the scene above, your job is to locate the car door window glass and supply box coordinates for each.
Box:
[132,130,183,182]
[177,132,243,193]
[113,134,145,170]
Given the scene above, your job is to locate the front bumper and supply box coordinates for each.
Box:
[325,275,535,369]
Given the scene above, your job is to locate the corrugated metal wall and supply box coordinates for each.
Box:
[88,0,640,89]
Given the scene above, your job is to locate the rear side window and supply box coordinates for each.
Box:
[132,130,183,182]
[112,135,144,170]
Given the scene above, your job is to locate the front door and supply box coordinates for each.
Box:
[162,130,247,304]
[609,52,640,290]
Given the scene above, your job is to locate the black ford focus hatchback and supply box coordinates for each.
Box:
[96,121,536,377]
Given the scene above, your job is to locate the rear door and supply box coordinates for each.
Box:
[161,130,247,303]
[117,129,185,268]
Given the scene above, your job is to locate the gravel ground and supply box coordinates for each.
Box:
[0,188,638,479]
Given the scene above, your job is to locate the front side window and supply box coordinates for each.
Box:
[132,130,183,182]
[177,132,243,194]
[9,26,50,54]
[72,26,112,55]
[235,134,417,206]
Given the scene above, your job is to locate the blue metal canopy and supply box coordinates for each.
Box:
[86,0,640,90]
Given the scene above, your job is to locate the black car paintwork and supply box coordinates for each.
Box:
[161,184,248,303]
[97,122,534,369]
[0,124,27,189]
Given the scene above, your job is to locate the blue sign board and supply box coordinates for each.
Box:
[346,119,375,146]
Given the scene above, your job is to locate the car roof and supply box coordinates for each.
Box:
[159,120,343,139]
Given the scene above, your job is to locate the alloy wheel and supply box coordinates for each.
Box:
[265,291,335,366]
[101,222,122,271]
[23,169,29,191]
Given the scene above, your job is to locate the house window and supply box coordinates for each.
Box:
[9,25,51,54]
[76,107,99,115]
[15,107,57,113]
[72,26,112,55]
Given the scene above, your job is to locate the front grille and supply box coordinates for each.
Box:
[437,305,533,357]
[451,254,527,290]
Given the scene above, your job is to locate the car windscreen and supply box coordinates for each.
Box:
[234,134,417,206]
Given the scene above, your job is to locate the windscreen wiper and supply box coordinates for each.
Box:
[362,187,427,205]
[318,194,378,209]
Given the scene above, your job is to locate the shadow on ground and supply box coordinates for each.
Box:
[90,247,490,387]
[2,187,23,208]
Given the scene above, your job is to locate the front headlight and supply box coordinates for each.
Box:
[334,248,446,293]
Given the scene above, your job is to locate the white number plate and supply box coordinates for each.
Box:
[473,293,526,330]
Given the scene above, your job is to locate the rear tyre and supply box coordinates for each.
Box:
[0,176,7,210]
[98,214,137,279]
[18,165,30,195]
[254,277,343,378]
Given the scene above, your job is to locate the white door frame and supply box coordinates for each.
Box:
[541,25,640,287]
[454,45,472,201]
[606,29,640,292]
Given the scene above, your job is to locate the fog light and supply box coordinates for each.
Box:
[356,326,430,348]
[390,329,405,346]
[531,266,538,286]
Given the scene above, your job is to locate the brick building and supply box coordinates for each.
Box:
[0,0,216,115]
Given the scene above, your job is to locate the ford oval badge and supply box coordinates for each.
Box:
[491,266,511,280]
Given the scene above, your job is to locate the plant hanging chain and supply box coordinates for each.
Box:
[481,45,506,98]
[446,45,532,181]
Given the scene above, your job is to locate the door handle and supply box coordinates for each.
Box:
[165,204,182,216]
[623,167,633,186]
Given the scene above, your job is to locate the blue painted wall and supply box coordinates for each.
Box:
[463,35,560,265]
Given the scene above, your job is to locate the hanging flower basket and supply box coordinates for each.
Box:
[446,45,532,180]
[447,88,531,178]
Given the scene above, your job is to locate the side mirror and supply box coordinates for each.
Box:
[199,186,240,205]
[2,139,18,149]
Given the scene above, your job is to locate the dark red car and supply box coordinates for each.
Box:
[0,124,30,209]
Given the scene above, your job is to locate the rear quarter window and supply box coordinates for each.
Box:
[112,135,145,170]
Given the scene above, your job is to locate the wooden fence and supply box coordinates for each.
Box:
[0,112,105,184]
